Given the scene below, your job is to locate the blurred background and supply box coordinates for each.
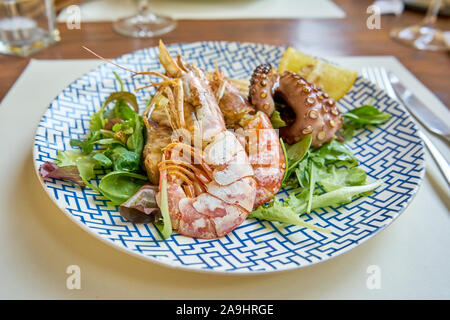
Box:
[0,0,448,103]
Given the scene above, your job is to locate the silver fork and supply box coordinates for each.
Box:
[360,66,450,186]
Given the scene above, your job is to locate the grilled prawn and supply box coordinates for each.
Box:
[146,41,257,239]
[208,70,286,208]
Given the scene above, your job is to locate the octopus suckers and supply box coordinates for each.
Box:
[302,126,313,135]
[318,131,326,140]
[309,110,318,119]
[306,97,315,105]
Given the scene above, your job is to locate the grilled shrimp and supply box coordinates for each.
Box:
[143,91,172,185]
[208,70,286,208]
[150,41,257,239]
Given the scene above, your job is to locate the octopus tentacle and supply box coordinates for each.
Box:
[249,64,343,148]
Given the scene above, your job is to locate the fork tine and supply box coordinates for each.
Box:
[373,66,386,91]
[360,67,369,80]
[378,67,397,99]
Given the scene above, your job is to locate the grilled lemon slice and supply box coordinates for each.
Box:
[278,47,357,101]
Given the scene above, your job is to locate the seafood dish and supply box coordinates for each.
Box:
[40,41,391,240]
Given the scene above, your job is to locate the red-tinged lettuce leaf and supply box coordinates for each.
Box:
[104,118,123,131]
[119,185,162,223]
[39,162,85,187]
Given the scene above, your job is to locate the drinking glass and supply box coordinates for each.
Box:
[0,0,60,56]
[113,0,176,38]
[390,0,447,51]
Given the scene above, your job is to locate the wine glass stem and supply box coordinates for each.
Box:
[422,0,442,26]
[138,0,150,15]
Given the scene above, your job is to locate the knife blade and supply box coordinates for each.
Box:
[388,72,450,141]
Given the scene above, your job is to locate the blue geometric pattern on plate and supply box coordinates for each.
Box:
[33,41,425,273]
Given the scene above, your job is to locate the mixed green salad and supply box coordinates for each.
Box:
[40,75,391,238]
[251,103,391,232]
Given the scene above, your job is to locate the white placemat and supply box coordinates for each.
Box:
[0,57,449,299]
[57,0,346,22]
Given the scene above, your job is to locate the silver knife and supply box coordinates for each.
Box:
[388,72,450,142]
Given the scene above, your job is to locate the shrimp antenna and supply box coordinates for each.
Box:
[82,46,138,75]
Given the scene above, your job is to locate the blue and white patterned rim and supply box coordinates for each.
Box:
[33,41,425,274]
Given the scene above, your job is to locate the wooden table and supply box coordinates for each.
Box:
[1,0,449,106]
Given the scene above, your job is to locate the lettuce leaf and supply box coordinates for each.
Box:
[55,150,97,181]
[270,109,287,129]
[249,195,330,233]
[119,185,162,223]
[155,175,172,239]
[98,171,148,205]
[39,162,85,187]
[250,180,383,232]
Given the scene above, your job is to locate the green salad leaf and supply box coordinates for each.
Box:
[283,135,312,185]
[270,109,287,129]
[318,166,367,192]
[46,73,148,206]
[155,175,172,239]
[340,104,392,141]
[102,92,139,114]
[343,105,391,126]
[249,195,330,233]
[98,171,148,205]
[55,150,97,181]
[310,140,358,166]
[250,180,383,233]
[104,145,141,172]
[70,131,101,155]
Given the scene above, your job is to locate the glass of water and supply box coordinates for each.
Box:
[0,0,60,57]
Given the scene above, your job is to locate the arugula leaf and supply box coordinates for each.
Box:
[270,109,287,129]
[98,171,148,205]
[343,105,391,126]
